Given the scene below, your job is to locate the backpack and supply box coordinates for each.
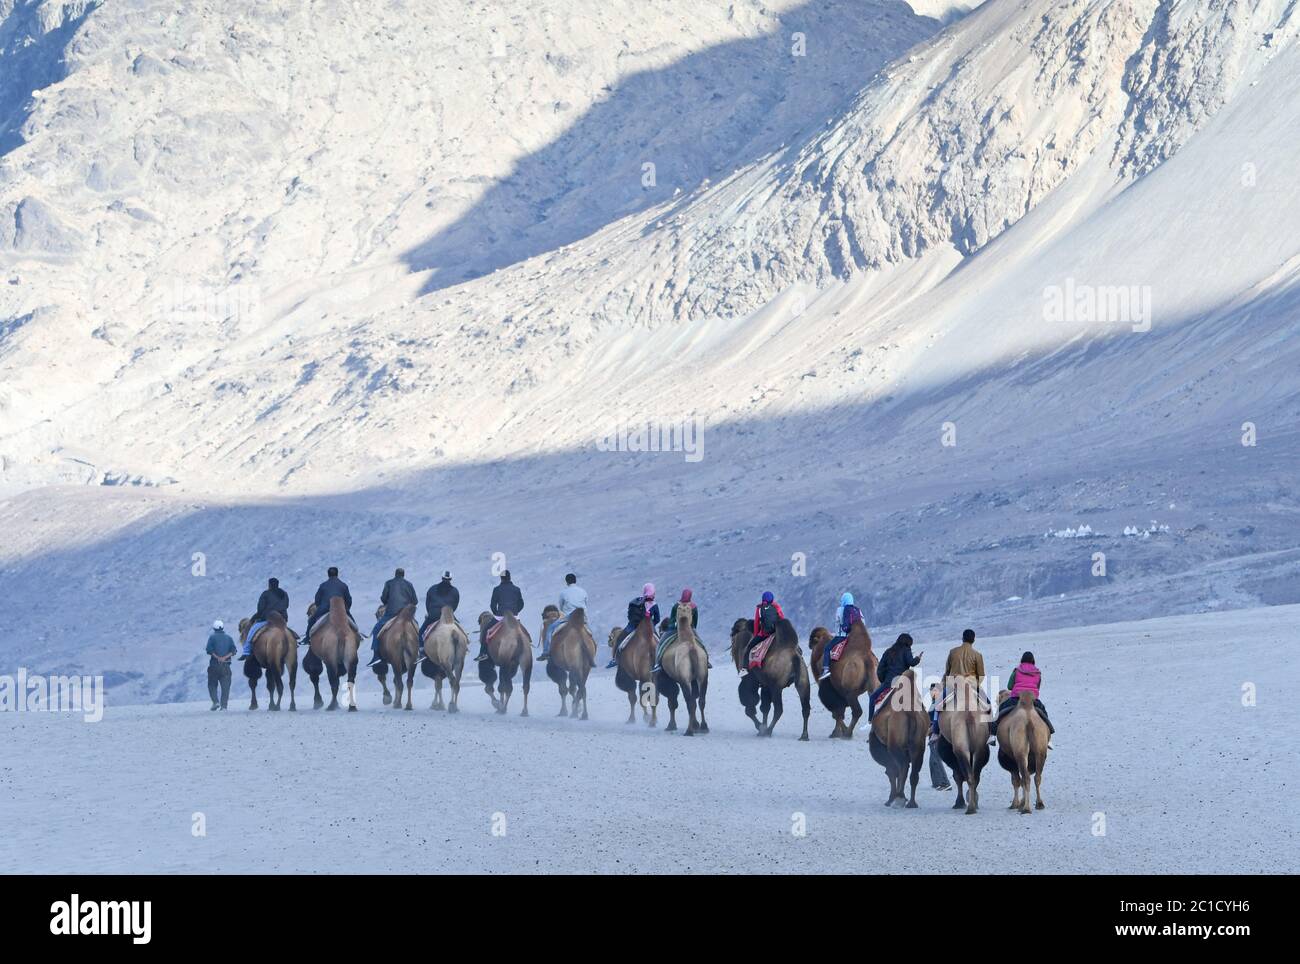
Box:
[627,597,646,623]
[759,603,779,635]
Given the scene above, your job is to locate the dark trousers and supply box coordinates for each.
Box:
[928,738,949,787]
[207,661,232,708]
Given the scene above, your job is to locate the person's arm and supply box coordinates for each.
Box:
[381,583,390,607]
[1007,668,1018,691]
[344,588,353,612]
[908,646,921,668]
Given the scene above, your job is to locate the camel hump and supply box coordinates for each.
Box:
[267,611,285,628]
[328,596,348,625]
[400,603,416,620]
[569,607,586,627]
[440,605,455,622]
[1017,690,1034,708]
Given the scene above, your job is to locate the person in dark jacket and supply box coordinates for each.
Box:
[606,583,659,668]
[868,632,923,720]
[305,567,352,642]
[368,568,418,666]
[421,571,460,635]
[738,591,784,677]
[240,577,291,658]
[477,571,525,661]
[206,620,237,710]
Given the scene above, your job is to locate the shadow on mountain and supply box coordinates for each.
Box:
[5,282,1300,702]
[401,0,938,294]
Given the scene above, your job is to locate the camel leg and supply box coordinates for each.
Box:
[765,687,784,737]
[325,662,340,711]
[288,659,297,711]
[795,661,811,741]
[346,660,358,711]
[1010,770,1023,811]
[682,686,698,737]
[697,677,708,733]
[248,676,258,711]
[268,668,282,711]
[376,665,392,706]
[1034,753,1047,810]
[1015,748,1032,814]
[846,696,864,738]
[556,682,568,717]
[497,667,513,716]
[577,673,589,721]
[625,687,637,724]
[431,677,443,710]
[759,689,771,730]
[449,672,461,714]
[907,748,921,808]
[648,684,658,728]
[664,690,678,732]
[520,661,531,718]
[404,664,415,710]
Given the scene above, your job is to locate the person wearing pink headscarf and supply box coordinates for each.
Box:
[653,588,699,672]
[606,582,660,667]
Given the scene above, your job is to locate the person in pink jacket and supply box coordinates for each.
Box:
[996,651,1055,743]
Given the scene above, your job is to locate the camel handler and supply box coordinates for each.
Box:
[540,573,588,661]
[941,628,992,738]
[205,620,237,711]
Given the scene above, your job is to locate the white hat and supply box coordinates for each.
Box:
[212,619,224,631]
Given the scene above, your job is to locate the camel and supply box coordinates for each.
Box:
[996,689,1050,813]
[609,617,657,727]
[541,605,596,720]
[372,604,419,711]
[937,675,992,814]
[655,608,709,735]
[420,605,469,712]
[730,617,810,740]
[238,612,297,711]
[868,668,927,808]
[808,621,879,739]
[477,611,532,716]
[302,597,361,711]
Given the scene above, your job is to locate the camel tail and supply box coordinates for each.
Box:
[440,605,455,624]
[569,607,587,630]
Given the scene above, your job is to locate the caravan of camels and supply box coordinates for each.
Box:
[214,568,1050,814]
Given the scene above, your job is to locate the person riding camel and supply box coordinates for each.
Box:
[942,627,991,738]
[239,577,290,659]
[994,651,1055,748]
[739,590,783,677]
[652,587,700,673]
[304,567,353,643]
[367,567,418,667]
[868,632,923,719]
[541,573,588,661]
[605,583,659,668]
[476,570,524,662]
[815,591,863,680]
[420,571,460,639]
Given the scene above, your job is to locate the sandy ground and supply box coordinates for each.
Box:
[2,604,1295,874]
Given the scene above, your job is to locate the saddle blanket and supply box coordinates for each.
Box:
[748,637,774,669]
[873,687,893,713]
[421,619,441,643]
[828,638,848,662]
[244,621,268,646]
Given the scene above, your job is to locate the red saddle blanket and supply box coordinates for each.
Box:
[748,637,774,669]
[873,687,892,713]
[828,639,847,662]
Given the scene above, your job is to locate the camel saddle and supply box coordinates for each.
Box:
[748,636,774,669]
